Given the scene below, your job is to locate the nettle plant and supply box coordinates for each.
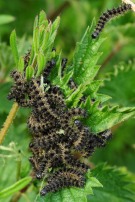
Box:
[0,5,135,202]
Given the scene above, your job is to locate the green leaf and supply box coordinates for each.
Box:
[33,15,39,29]
[36,170,102,202]
[44,16,60,51]
[72,21,105,85]
[84,100,135,132]
[51,16,60,33]
[0,177,32,199]
[26,65,34,80]
[29,11,60,77]
[36,52,46,76]
[10,30,19,65]
[18,56,24,72]
[39,10,47,26]
[0,15,15,25]
[66,84,87,107]
[33,27,39,53]
[88,164,135,202]
[58,23,135,133]
[60,71,74,96]
[40,29,50,52]
[84,80,102,97]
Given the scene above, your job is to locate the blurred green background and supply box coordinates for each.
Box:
[0,0,135,201]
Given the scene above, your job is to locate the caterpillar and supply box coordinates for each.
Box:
[68,78,77,90]
[29,156,40,172]
[73,127,90,151]
[43,59,56,83]
[81,130,112,157]
[30,133,60,150]
[27,114,51,133]
[57,143,71,165]
[64,155,89,172]
[8,51,113,196]
[23,50,31,71]
[61,58,68,70]
[7,70,27,105]
[60,108,87,127]
[28,79,60,120]
[45,86,66,114]
[40,168,85,196]
[91,3,132,39]
[47,168,84,184]
[35,160,52,179]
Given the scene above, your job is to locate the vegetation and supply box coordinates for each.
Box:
[0,0,135,201]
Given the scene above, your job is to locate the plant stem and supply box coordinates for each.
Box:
[0,102,19,144]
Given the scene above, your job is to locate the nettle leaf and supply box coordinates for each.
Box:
[100,62,135,107]
[39,10,48,27]
[18,56,24,72]
[71,21,105,85]
[26,65,34,80]
[59,23,135,133]
[36,170,102,202]
[84,100,135,132]
[7,11,135,202]
[50,53,74,97]
[82,81,111,103]
[29,11,60,77]
[33,27,40,54]
[37,52,46,76]
[61,71,74,96]
[66,84,87,107]
[88,164,135,202]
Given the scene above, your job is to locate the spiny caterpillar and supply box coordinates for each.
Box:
[8,50,112,196]
[40,168,85,196]
[92,3,132,39]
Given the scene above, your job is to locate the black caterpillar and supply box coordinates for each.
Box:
[7,50,112,196]
[92,3,132,39]
[40,168,85,196]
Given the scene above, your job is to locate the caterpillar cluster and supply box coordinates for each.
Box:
[92,3,132,39]
[7,53,112,196]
